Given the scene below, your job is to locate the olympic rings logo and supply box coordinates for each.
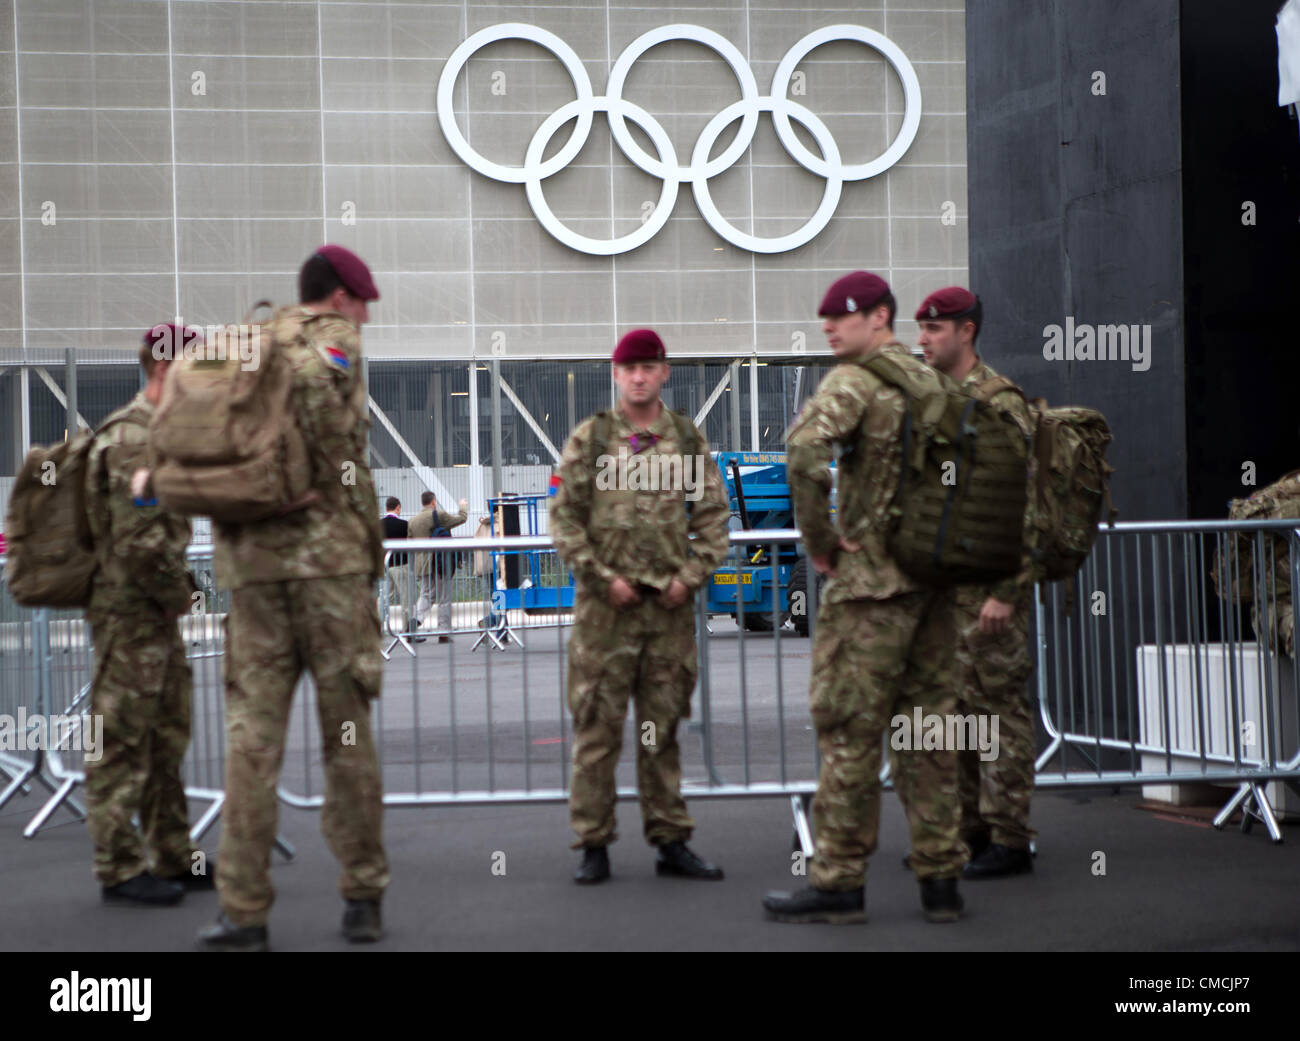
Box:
[437,23,923,256]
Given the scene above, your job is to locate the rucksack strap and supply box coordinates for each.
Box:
[973,375,1022,404]
[584,407,701,473]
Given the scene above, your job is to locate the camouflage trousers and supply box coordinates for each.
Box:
[567,588,696,849]
[953,592,1037,850]
[85,604,195,886]
[218,574,389,927]
[809,590,963,890]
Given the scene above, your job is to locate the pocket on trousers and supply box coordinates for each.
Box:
[352,601,384,701]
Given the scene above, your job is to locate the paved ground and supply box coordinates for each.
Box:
[2,780,1297,952]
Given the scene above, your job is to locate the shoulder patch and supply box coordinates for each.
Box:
[324,345,350,370]
[548,473,562,497]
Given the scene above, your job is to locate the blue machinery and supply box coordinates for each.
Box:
[486,493,575,613]
[704,451,808,634]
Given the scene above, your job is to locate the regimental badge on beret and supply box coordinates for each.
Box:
[845,297,857,312]
[928,305,937,317]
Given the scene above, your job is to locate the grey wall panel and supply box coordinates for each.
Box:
[19,108,171,163]
[172,56,321,110]
[177,216,321,275]
[4,0,966,373]
[319,1,461,60]
[24,216,171,273]
[19,51,170,108]
[18,0,167,55]
[171,1,319,58]
[966,0,1184,521]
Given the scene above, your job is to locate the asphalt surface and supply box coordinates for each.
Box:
[5,615,1299,953]
[2,781,1298,952]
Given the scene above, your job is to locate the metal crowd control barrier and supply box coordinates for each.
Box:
[5,523,1299,850]
[1035,519,1300,841]
[275,532,825,827]
[0,547,292,856]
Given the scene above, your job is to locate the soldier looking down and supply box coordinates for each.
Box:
[762,271,968,925]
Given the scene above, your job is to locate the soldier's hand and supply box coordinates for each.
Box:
[658,578,690,609]
[811,537,862,578]
[979,596,1014,635]
[608,576,642,608]
[458,498,468,509]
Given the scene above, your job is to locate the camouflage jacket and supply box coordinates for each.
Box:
[408,504,468,538]
[786,341,945,604]
[549,401,730,594]
[85,391,193,615]
[213,306,384,589]
[958,357,1037,611]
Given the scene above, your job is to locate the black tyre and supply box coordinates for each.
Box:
[789,558,821,637]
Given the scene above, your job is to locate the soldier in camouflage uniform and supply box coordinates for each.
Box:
[549,328,731,884]
[913,287,1037,879]
[763,272,966,925]
[84,327,205,906]
[195,246,390,950]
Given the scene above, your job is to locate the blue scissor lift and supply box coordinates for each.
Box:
[476,493,576,651]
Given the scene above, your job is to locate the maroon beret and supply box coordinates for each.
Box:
[142,322,202,359]
[916,286,979,322]
[818,270,890,317]
[314,244,380,302]
[612,328,666,364]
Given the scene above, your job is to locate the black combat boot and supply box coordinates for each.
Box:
[574,846,610,885]
[342,899,383,942]
[963,842,1033,880]
[196,913,269,951]
[919,877,964,923]
[654,841,724,880]
[102,872,184,906]
[762,886,866,924]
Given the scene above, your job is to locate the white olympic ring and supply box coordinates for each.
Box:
[437,23,923,256]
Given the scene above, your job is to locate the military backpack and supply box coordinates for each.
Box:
[147,302,314,523]
[857,353,1029,586]
[4,431,98,607]
[1211,469,1300,605]
[976,377,1116,584]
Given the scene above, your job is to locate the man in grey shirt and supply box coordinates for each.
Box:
[409,490,469,643]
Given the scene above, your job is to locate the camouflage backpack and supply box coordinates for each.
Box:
[1211,469,1300,606]
[978,378,1117,583]
[858,353,1029,586]
[147,302,314,523]
[4,431,98,607]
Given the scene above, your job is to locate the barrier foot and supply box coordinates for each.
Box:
[274,834,296,861]
[0,760,37,810]
[383,634,416,659]
[190,794,224,843]
[1242,784,1284,844]
[1034,736,1063,773]
[790,793,815,857]
[1212,783,1252,830]
[23,776,80,837]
